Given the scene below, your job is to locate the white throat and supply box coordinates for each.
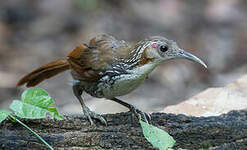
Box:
[128,61,160,77]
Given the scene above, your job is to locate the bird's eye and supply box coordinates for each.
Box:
[160,45,168,52]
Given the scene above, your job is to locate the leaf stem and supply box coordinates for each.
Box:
[9,115,54,150]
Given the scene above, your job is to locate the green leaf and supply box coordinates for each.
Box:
[0,110,11,123]
[140,120,175,150]
[9,88,63,120]
[47,107,63,120]
[22,88,54,108]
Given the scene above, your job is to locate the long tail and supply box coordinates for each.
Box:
[17,59,70,87]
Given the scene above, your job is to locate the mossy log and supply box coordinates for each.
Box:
[1,110,247,149]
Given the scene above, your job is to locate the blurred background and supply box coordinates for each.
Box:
[0,0,246,115]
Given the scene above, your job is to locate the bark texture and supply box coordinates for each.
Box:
[1,110,247,150]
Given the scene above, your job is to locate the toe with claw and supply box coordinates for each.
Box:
[82,106,107,125]
[129,105,151,123]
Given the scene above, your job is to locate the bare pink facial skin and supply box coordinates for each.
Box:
[151,43,158,49]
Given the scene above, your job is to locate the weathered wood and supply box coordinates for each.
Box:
[1,110,247,150]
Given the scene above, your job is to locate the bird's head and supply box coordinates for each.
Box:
[139,36,207,68]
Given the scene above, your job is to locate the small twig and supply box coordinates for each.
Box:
[9,115,54,150]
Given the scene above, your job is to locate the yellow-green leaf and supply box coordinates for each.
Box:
[9,88,63,120]
[140,120,175,150]
[0,110,11,123]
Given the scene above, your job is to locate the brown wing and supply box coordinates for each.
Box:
[67,34,130,81]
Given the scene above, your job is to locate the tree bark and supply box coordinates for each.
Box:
[1,110,247,150]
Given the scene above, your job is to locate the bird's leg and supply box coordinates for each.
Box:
[72,83,107,125]
[110,97,151,123]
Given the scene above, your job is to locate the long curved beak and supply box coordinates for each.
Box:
[178,50,207,68]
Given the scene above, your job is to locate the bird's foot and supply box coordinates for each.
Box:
[82,106,107,126]
[129,105,151,124]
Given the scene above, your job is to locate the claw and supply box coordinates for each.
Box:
[142,111,148,123]
[129,105,151,123]
[146,113,151,121]
[82,106,107,126]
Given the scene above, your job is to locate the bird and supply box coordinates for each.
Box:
[17,34,207,125]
